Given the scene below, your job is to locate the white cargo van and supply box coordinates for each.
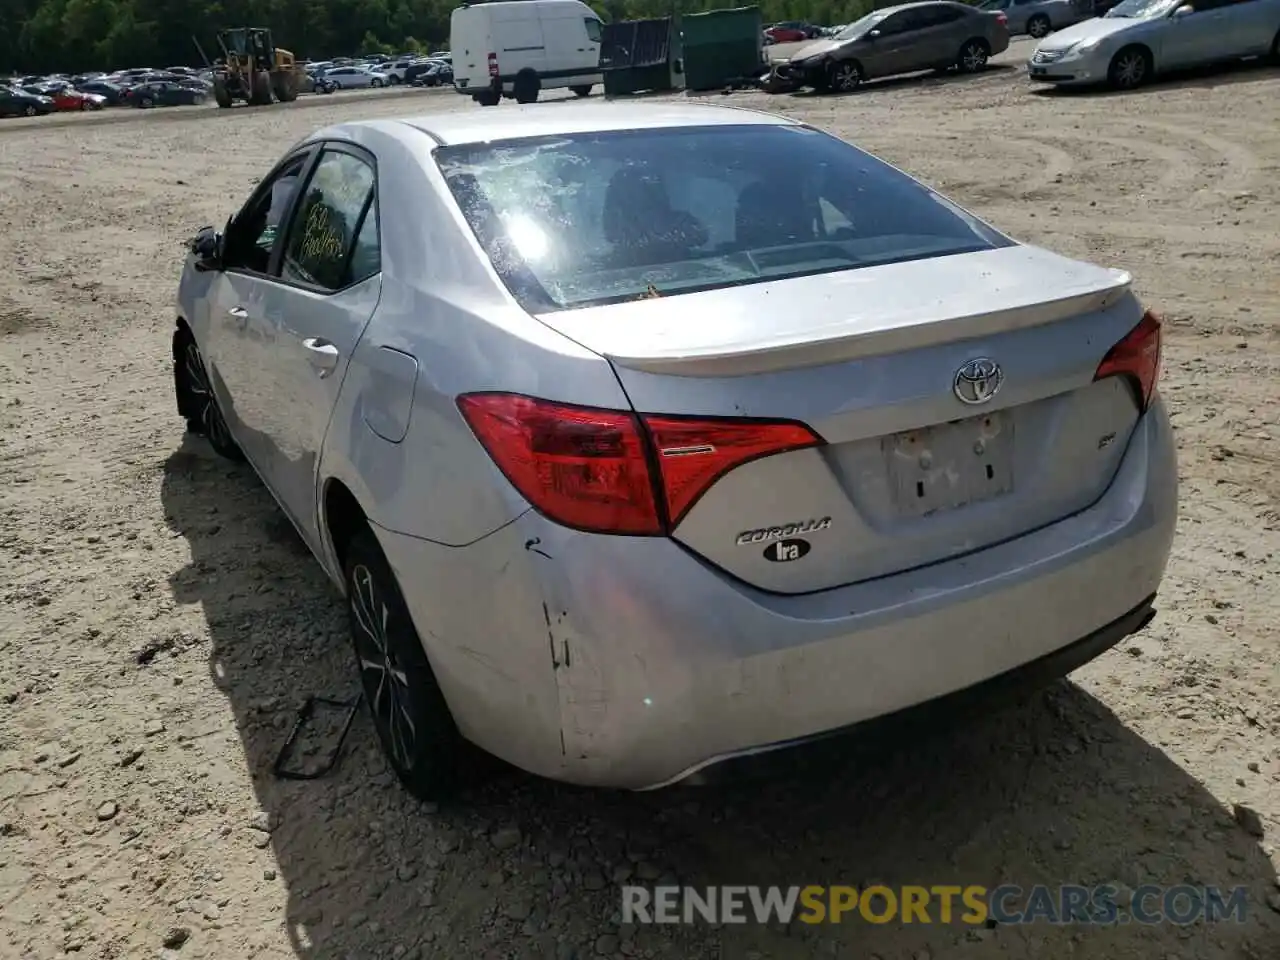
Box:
[450,0,604,106]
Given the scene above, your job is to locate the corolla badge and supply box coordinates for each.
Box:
[953,357,1004,405]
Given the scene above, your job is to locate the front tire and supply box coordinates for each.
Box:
[139,96,155,109]
[1026,15,1051,39]
[825,59,862,92]
[1107,45,1150,89]
[176,328,243,461]
[957,39,990,73]
[371,78,384,88]
[570,84,593,97]
[343,527,468,802]
[24,105,37,117]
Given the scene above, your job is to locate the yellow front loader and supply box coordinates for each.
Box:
[210,28,305,107]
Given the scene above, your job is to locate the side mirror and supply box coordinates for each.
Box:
[1172,4,1194,14]
[191,225,223,272]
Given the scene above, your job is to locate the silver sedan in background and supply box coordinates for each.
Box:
[1029,0,1280,89]
[173,103,1176,800]
[978,0,1087,37]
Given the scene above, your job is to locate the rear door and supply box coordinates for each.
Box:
[253,143,382,551]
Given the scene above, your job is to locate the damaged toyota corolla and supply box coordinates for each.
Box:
[173,102,1176,800]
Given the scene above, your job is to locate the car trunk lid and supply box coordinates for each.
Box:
[534,245,1148,594]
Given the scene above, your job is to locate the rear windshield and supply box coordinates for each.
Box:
[434,124,1012,313]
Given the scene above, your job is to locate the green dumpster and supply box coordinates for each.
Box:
[680,6,764,92]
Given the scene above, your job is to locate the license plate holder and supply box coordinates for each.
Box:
[885,411,1014,518]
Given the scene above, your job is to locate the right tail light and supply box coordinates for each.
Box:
[1093,309,1162,412]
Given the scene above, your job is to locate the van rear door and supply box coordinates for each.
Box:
[449,6,492,90]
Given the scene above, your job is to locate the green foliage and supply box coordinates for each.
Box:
[2,0,890,74]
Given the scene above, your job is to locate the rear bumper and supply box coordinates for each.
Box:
[377,398,1177,789]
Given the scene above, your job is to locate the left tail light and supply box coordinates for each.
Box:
[995,12,1008,24]
[456,393,823,536]
[1093,309,1162,412]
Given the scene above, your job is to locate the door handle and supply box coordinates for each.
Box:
[301,337,340,378]
[227,306,249,329]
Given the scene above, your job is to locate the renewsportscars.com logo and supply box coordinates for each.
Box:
[622,884,1251,926]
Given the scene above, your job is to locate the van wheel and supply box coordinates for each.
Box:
[570,84,592,97]
[513,69,540,104]
[473,90,500,107]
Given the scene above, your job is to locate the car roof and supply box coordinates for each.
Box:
[393,101,799,147]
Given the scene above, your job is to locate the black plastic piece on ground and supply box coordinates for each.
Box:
[272,694,362,781]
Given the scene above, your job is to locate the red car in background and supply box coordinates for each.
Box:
[765,21,823,44]
[21,84,105,111]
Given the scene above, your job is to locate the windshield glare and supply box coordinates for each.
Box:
[435,124,1011,313]
[1105,0,1180,17]
[835,12,887,39]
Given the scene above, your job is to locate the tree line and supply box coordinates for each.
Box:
[2,0,893,75]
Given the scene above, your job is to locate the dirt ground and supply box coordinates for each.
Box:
[2,40,1279,960]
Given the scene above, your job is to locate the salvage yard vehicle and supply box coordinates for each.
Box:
[977,0,1085,37]
[0,86,54,117]
[172,102,1176,800]
[26,85,106,111]
[127,81,208,107]
[1028,0,1280,89]
[317,65,390,89]
[773,0,1010,92]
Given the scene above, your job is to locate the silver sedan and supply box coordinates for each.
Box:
[1029,0,1280,89]
[173,102,1176,799]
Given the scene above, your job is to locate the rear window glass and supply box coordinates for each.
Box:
[434,124,1012,313]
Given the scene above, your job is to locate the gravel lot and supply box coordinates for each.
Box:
[2,42,1279,960]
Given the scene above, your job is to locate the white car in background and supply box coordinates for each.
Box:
[321,65,391,89]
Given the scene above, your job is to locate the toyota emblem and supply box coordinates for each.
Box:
[953,358,1004,405]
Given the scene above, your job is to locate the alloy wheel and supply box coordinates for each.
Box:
[1113,50,1146,88]
[183,340,236,454]
[961,42,988,72]
[350,564,418,772]
[829,62,861,92]
[1027,17,1050,39]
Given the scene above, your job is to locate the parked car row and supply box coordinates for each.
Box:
[767,0,1280,94]
[0,65,216,117]
[304,53,452,94]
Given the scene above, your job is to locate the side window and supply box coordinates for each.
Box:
[584,17,603,42]
[932,7,966,21]
[348,204,381,285]
[223,153,311,274]
[280,148,377,291]
[877,12,917,34]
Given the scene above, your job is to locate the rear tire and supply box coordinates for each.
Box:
[957,39,990,73]
[139,95,155,109]
[342,526,470,803]
[24,104,36,117]
[474,89,501,107]
[1107,45,1150,89]
[570,84,593,97]
[1027,14,1051,39]
[1268,29,1280,64]
[513,69,540,103]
